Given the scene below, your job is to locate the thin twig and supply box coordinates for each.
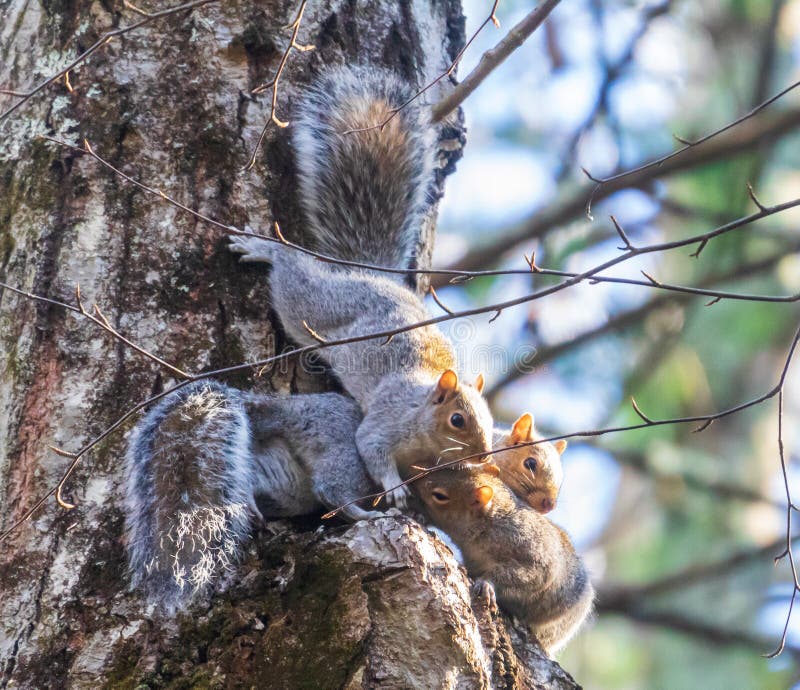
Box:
[342,1,503,135]
[0,280,188,378]
[327,323,800,517]
[431,0,562,122]
[0,0,221,123]
[439,107,800,282]
[765,387,799,658]
[429,285,455,315]
[40,136,800,306]
[582,78,800,218]
[244,0,313,171]
[487,244,800,398]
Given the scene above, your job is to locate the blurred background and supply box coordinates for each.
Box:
[433,1,800,687]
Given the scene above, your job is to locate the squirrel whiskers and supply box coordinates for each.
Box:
[493,413,566,514]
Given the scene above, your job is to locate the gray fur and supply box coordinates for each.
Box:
[416,470,594,656]
[243,391,380,521]
[124,381,255,611]
[293,65,436,268]
[229,234,494,507]
[229,68,493,509]
[124,381,380,611]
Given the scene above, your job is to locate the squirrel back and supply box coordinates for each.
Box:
[231,66,493,508]
[493,413,566,514]
[293,65,436,268]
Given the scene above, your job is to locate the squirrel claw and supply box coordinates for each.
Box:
[472,579,497,609]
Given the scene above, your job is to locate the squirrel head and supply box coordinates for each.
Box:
[493,413,565,514]
[426,370,493,459]
[413,466,514,531]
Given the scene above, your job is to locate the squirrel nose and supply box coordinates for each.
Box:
[538,497,555,514]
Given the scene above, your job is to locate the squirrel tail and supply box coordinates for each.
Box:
[293,65,436,268]
[124,380,256,610]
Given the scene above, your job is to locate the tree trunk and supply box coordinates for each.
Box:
[0,1,578,687]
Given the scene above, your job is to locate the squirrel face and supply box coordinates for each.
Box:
[494,413,565,514]
[427,370,494,460]
[414,466,515,531]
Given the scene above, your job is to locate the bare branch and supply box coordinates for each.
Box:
[342,1,503,135]
[42,136,800,307]
[611,215,635,250]
[429,286,455,315]
[437,107,800,283]
[486,242,800,399]
[597,604,800,657]
[431,0,562,122]
[583,78,800,218]
[0,0,221,124]
[244,0,313,171]
[600,536,798,603]
[0,280,189,378]
[302,320,327,343]
[329,323,800,522]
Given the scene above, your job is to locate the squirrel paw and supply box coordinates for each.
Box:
[228,233,275,263]
[472,579,497,610]
[343,506,385,522]
[383,484,410,510]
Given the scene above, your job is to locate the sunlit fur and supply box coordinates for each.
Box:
[229,66,495,508]
[492,415,565,514]
[125,382,255,612]
[293,65,435,267]
[414,467,593,656]
[125,382,380,611]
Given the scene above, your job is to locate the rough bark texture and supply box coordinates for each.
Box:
[0,1,579,687]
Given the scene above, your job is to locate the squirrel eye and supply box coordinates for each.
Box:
[449,413,465,429]
[524,457,538,473]
[431,489,450,504]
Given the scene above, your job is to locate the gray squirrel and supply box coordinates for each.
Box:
[229,65,494,508]
[493,413,567,514]
[413,466,594,656]
[124,380,380,609]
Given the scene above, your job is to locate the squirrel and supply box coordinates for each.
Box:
[229,65,494,507]
[413,466,593,656]
[124,380,380,609]
[493,413,566,514]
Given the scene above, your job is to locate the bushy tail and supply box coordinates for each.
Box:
[124,381,256,611]
[293,65,436,268]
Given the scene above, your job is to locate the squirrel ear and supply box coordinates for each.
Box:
[435,370,459,400]
[475,485,494,508]
[510,413,533,444]
[475,373,485,393]
[554,439,568,454]
[483,463,501,477]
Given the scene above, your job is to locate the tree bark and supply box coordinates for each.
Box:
[0,1,578,687]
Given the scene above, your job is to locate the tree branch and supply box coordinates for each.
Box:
[436,107,800,283]
[431,0,562,122]
[486,242,800,399]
